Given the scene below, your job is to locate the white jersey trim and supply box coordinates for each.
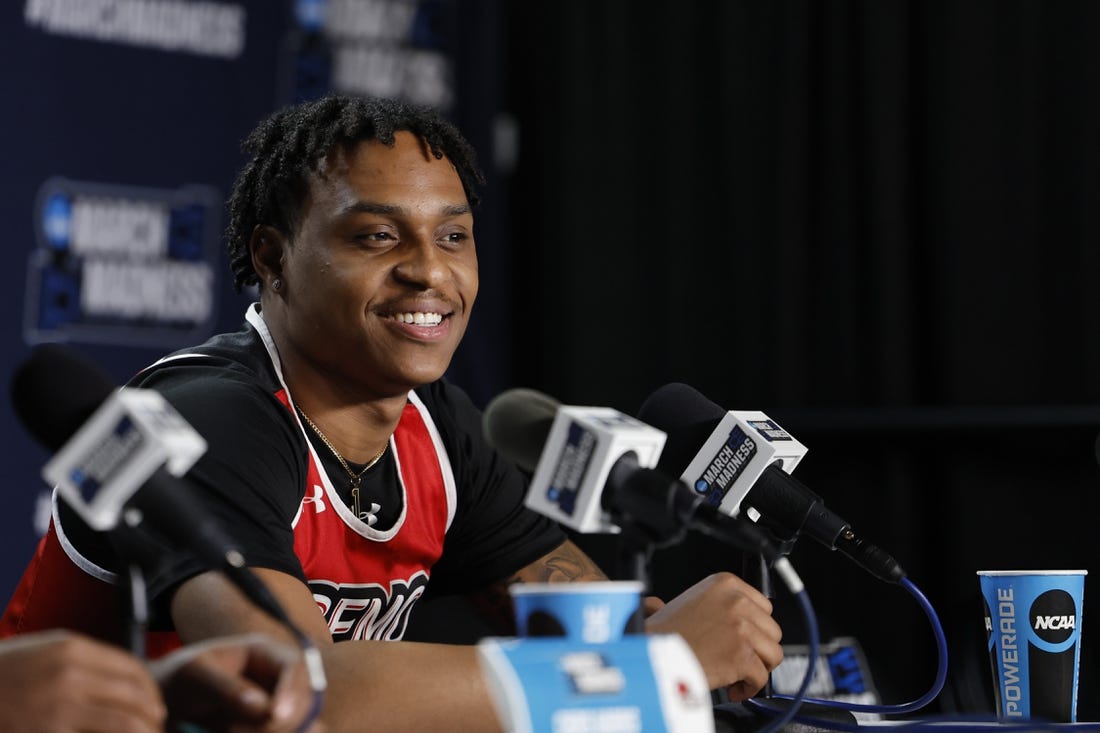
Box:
[242,305,455,541]
[406,390,458,532]
[51,489,117,584]
[242,307,404,539]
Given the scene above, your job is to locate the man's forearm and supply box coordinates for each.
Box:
[320,639,502,733]
[171,569,507,733]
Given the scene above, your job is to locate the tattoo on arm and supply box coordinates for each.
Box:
[466,540,608,634]
[516,540,607,584]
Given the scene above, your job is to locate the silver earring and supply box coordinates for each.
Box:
[272,277,282,291]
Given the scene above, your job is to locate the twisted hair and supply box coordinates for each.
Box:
[225,94,486,292]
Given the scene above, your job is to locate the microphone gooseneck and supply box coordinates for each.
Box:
[638,382,905,583]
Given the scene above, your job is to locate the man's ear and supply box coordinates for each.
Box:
[250,224,286,289]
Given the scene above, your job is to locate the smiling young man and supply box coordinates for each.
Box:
[3,95,783,731]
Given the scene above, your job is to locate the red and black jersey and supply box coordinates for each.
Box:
[286,390,453,641]
[1,305,565,648]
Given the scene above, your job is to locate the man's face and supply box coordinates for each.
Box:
[276,131,478,396]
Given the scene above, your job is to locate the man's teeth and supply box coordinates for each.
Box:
[392,312,444,326]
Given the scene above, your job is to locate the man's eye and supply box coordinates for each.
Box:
[356,231,395,243]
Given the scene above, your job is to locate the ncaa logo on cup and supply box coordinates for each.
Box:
[582,603,612,643]
[1030,589,1077,644]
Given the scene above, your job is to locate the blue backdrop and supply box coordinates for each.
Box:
[0,0,505,600]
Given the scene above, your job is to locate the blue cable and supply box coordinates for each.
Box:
[743,575,1100,732]
[746,575,947,724]
[747,557,821,733]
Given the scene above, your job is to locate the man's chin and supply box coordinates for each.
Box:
[387,361,453,393]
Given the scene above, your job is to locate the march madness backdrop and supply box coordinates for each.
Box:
[0,0,506,598]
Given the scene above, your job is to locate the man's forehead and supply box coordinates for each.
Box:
[305,134,469,214]
[315,133,441,177]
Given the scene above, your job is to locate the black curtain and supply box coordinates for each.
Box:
[497,0,1100,715]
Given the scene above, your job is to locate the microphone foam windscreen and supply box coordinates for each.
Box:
[482,387,561,473]
[637,382,725,476]
[11,344,116,452]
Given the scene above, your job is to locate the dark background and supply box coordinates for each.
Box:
[497,0,1100,716]
[3,0,1099,719]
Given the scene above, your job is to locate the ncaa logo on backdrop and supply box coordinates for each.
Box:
[1030,589,1077,645]
[26,177,221,348]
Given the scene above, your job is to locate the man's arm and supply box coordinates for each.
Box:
[468,539,784,701]
[171,568,506,733]
[172,541,606,732]
[465,538,608,633]
[173,541,782,731]
[644,572,784,701]
[150,633,324,732]
[0,630,166,733]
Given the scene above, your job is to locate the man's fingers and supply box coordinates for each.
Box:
[642,596,666,616]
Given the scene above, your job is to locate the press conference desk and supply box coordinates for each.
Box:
[714,700,858,733]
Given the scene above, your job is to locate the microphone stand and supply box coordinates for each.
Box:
[711,550,778,709]
[715,534,857,733]
[607,460,693,633]
[748,551,776,693]
[108,508,328,726]
[615,520,660,633]
[108,515,159,659]
[123,562,149,658]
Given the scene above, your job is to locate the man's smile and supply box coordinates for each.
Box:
[387,311,445,326]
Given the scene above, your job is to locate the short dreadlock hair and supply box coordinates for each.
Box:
[225,94,486,292]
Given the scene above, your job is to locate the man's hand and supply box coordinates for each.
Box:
[151,633,324,733]
[643,572,784,701]
[0,630,166,733]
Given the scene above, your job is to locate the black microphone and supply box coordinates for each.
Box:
[638,383,905,583]
[13,344,244,567]
[12,344,330,713]
[11,344,297,624]
[483,387,781,561]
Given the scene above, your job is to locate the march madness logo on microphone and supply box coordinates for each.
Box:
[544,421,598,517]
[694,426,756,507]
[747,419,793,442]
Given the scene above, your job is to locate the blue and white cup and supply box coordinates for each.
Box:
[510,581,644,643]
[978,569,1087,722]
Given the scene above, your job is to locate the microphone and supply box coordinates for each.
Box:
[9,345,311,620]
[485,388,819,724]
[12,344,245,570]
[638,383,905,583]
[11,344,328,718]
[482,388,780,560]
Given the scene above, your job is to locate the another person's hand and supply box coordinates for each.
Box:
[643,572,783,701]
[151,633,324,733]
[0,629,166,733]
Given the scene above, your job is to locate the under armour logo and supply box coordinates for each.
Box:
[359,502,382,526]
[302,484,326,513]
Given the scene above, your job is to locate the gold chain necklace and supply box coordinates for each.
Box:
[297,408,387,521]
